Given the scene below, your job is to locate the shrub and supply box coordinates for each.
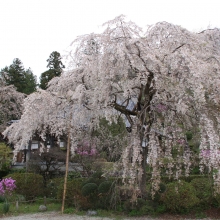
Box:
[148,182,166,202]
[91,170,104,179]
[161,180,199,213]
[83,177,100,186]
[56,178,89,209]
[0,195,5,203]
[68,171,82,179]
[4,173,44,200]
[82,183,98,196]
[191,178,213,207]
[185,131,193,141]
[123,198,146,213]
[82,171,105,186]
[98,181,112,194]
[45,177,63,198]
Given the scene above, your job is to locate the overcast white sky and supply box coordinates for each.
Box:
[1,0,220,81]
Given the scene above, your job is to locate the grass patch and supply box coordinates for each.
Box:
[0,201,61,217]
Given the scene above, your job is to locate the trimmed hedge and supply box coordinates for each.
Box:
[191,177,213,205]
[161,180,199,213]
[4,173,44,200]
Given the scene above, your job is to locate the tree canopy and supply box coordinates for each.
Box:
[39,51,65,89]
[0,77,25,133]
[1,58,37,95]
[4,15,220,197]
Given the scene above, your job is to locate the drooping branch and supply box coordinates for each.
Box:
[114,102,137,116]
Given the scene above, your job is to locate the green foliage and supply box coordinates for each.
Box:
[161,181,199,213]
[81,183,98,196]
[46,51,65,73]
[63,207,75,214]
[0,201,61,215]
[149,183,166,202]
[83,171,106,186]
[39,51,65,89]
[45,177,63,198]
[92,170,104,179]
[80,171,115,210]
[9,168,26,174]
[0,196,5,203]
[122,197,167,216]
[1,58,37,94]
[68,171,82,179]
[4,173,44,200]
[160,174,209,184]
[2,200,10,213]
[123,198,145,213]
[22,68,37,94]
[39,69,56,89]
[56,178,88,209]
[185,131,193,141]
[98,181,112,194]
[0,143,12,177]
[191,178,213,205]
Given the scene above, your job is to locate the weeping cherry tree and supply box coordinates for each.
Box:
[4,15,220,197]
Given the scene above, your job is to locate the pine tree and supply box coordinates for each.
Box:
[23,68,37,95]
[40,51,65,89]
[1,59,37,94]
[2,58,25,93]
[46,51,65,75]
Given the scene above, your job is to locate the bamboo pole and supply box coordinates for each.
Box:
[61,113,72,214]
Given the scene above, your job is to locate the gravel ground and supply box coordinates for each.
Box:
[0,211,148,220]
[0,212,116,220]
[0,211,215,220]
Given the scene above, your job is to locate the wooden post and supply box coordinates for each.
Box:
[61,113,72,214]
[16,200,19,210]
[44,196,47,206]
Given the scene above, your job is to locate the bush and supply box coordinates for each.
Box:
[123,198,146,213]
[56,178,89,209]
[161,180,199,213]
[148,182,166,202]
[82,171,106,186]
[45,177,63,198]
[191,177,213,207]
[82,183,98,196]
[4,173,44,200]
[98,181,112,194]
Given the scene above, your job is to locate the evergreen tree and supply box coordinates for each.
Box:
[23,68,37,95]
[1,58,25,93]
[39,69,55,90]
[1,59,37,95]
[39,51,65,89]
[47,51,65,75]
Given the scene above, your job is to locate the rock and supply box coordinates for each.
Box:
[87,210,97,216]
[39,205,47,212]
